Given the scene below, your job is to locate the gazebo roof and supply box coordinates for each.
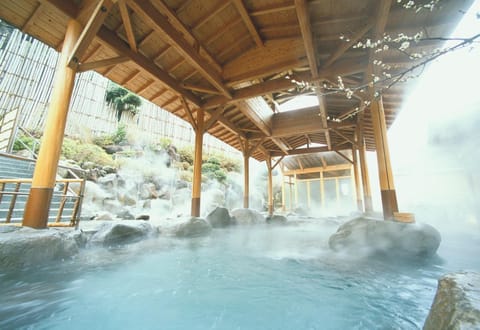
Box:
[0,0,472,162]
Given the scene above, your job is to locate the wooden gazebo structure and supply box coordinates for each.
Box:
[0,0,472,227]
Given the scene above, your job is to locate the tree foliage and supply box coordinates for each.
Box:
[105,84,142,121]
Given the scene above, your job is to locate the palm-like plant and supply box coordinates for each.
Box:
[105,84,142,121]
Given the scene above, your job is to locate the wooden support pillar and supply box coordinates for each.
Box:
[289,176,293,211]
[281,173,286,211]
[306,180,311,209]
[358,131,373,213]
[370,97,398,219]
[352,147,363,211]
[266,156,273,215]
[23,20,81,228]
[320,171,325,206]
[243,141,250,208]
[294,173,298,209]
[191,108,204,217]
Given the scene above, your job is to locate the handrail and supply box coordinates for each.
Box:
[0,178,85,227]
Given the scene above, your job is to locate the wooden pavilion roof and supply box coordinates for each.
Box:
[0,0,473,162]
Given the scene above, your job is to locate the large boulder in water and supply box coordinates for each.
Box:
[206,207,235,228]
[328,217,441,258]
[89,220,156,246]
[175,217,212,237]
[231,208,264,225]
[266,214,287,225]
[0,227,80,269]
[424,272,480,329]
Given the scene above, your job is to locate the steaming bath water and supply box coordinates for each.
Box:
[1,219,478,329]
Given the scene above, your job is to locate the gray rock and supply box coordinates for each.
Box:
[116,210,135,220]
[94,211,115,221]
[97,173,118,189]
[328,217,441,258]
[0,228,79,269]
[206,207,235,228]
[175,217,212,237]
[136,214,150,220]
[89,220,156,246]
[102,165,117,174]
[231,208,265,225]
[424,272,480,330]
[266,214,287,225]
[103,145,123,154]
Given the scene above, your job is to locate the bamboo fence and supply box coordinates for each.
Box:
[0,26,237,155]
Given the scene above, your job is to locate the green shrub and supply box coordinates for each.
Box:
[13,135,38,153]
[62,137,114,167]
[178,146,194,165]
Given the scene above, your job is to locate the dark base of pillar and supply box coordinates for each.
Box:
[191,197,200,217]
[268,203,273,215]
[22,187,53,229]
[381,189,399,220]
[243,196,249,209]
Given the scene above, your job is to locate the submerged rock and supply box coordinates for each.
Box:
[231,208,264,225]
[0,228,80,269]
[206,207,235,228]
[328,217,441,258]
[424,272,480,330]
[89,220,156,246]
[175,217,212,237]
[266,214,287,225]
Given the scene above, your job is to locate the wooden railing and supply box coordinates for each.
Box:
[0,178,85,227]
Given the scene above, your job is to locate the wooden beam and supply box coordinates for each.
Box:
[335,150,353,164]
[152,0,221,72]
[272,156,285,170]
[321,21,374,68]
[295,0,318,76]
[204,59,366,109]
[68,0,115,68]
[271,137,289,154]
[97,27,201,106]
[77,55,129,72]
[42,0,78,18]
[332,128,357,147]
[182,84,223,95]
[247,137,267,157]
[121,69,141,85]
[251,2,295,16]
[232,0,263,47]
[282,164,353,175]
[136,79,154,95]
[204,106,225,132]
[126,0,231,98]
[118,0,137,52]
[236,100,272,137]
[180,96,197,131]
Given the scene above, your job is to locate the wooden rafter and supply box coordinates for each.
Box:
[136,79,154,95]
[204,106,225,132]
[77,55,129,72]
[121,69,141,85]
[126,0,231,98]
[332,128,357,147]
[335,150,353,164]
[182,84,223,95]
[97,27,201,106]
[68,0,115,68]
[180,96,197,131]
[251,2,295,16]
[150,0,221,72]
[232,0,263,47]
[118,0,137,52]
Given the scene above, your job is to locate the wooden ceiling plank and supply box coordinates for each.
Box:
[151,88,167,101]
[121,69,141,85]
[332,128,356,147]
[82,43,102,62]
[118,0,137,52]
[68,0,116,68]
[22,2,43,33]
[136,79,154,94]
[203,17,242,45]
[162,95,179,108]
[153,0,221,72]
[77,55,129,72]
[191,0,231,30]
[42,0,78,18]
[97,26,201,106]
[251,2,295,16]
[232,0,263,47]
[126,0,231,98]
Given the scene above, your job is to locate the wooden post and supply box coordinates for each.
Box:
[294,173,298,209]
[23,20,81,228]
[243,140,249,208]
[306,180,311,209]
[370,97,398,219]
[266,156,273,215]
[352,147,363,211]
[289,175,293,211]
[191,107,204,217]
[320,170,325,206]
[358,129,373,213]
[281,175,286,211]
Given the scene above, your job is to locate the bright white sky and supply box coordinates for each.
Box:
[388,0,480,168]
